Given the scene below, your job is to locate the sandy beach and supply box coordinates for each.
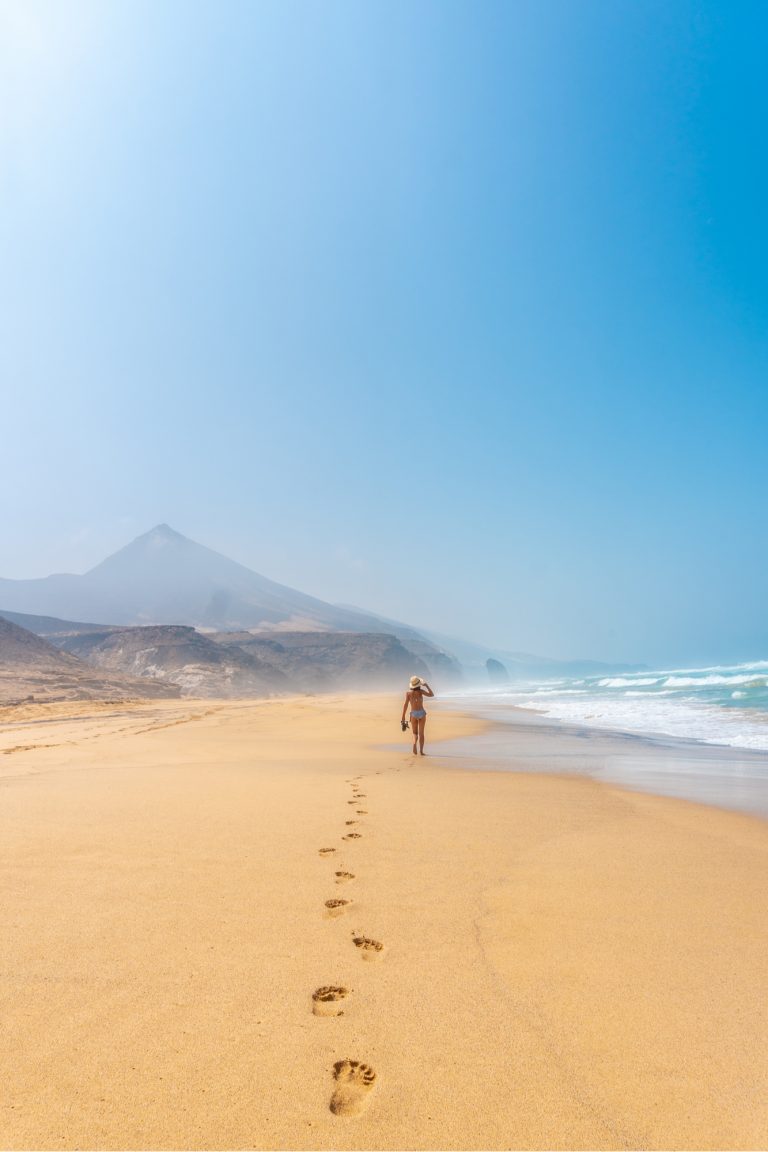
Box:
[1,694,767,1151]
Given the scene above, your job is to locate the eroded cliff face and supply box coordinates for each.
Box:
[211,631,429,691]
[2,613,448,699]
[53,625,290,699]
[0,617,180,704]
[57,625,430,697]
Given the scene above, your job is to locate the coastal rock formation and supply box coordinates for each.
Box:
[486,657,509,683]
[423,627,647,682]
[2,612,434,696]
[334,605,463,683]
[212,630,429,691]
[392,635,462,684]
[0,616,179,704]
[52,625,289,698]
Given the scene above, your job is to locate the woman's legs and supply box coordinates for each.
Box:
[417,715,426,754]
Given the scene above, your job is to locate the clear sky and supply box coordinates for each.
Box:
[2,0,767,666]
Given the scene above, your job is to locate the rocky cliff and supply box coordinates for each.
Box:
[0,616,180,704]
[212,631,429,691]
[54,625,289,698]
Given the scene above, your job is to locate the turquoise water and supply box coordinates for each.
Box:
[448,660,768,751]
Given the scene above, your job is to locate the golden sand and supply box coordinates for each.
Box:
[1,695,766,1150]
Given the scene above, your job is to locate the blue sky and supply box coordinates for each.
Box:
[1,0,767,665]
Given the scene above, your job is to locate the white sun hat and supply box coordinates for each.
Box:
[409,676,422,687]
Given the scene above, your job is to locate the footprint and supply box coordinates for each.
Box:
[335,871,355,884]
[353,793,366,799]
[319,848,336,856]
[325,898,351,917]
[352,935,384,961]
[356,809,368,815]
[330,1059,377,1116]
[342,832,362,840]
[345,819,358,826]
[312,986,349,1017]
[347,800,358,805]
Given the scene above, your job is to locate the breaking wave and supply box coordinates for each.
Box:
[454,659,768,751]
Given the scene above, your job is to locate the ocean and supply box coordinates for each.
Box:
[449,659,768,751]
[441,660,768,817]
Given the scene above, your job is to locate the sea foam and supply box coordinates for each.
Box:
[451,659,768,751]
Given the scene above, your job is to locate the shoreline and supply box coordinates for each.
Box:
[1,694,767,1149]
[434,698,768,820]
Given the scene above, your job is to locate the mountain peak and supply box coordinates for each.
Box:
[0,526,433,642]
[105,524,194,561]
[142,523,186,544]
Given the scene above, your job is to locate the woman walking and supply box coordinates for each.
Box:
[402,675,434,755]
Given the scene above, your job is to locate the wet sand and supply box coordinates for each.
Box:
[1,695,766,1150]
[438,703,768,818]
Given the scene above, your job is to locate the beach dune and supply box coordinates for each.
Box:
[0,695,766,1150]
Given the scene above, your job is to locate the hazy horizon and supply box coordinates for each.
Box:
[3,1,767,667]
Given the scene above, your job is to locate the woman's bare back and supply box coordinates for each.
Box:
[407,687,426,711]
